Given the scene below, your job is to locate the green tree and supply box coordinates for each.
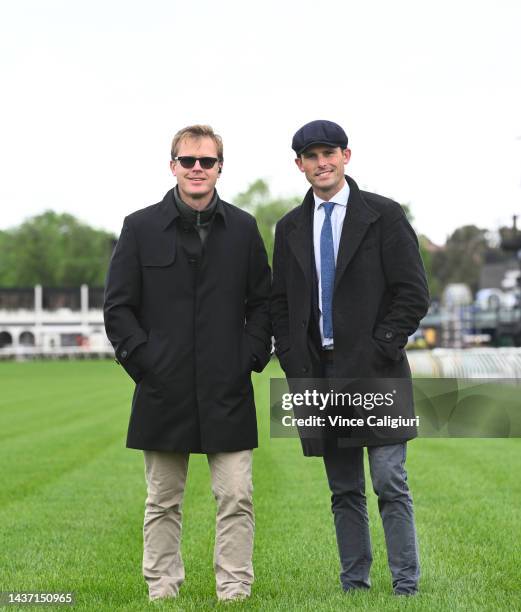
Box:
[235,180,299,264]
[400,202,441,298]
[431,225,490,294]
[417,235,442,298]
[0,211,116,287]
[400,202,413,223]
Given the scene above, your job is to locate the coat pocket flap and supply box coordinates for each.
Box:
[141,244,176,267]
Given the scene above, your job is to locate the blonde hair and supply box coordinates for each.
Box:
[171,124,224,160]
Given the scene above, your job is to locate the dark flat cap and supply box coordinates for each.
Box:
[292,120,348,155]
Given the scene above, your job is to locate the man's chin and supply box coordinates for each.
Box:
[185,189,212,200]
[311,179,335,192]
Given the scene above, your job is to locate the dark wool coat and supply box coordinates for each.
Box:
[270,176,430,456]
[104,189,271,453]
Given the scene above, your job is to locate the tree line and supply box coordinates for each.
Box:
[0,181,514,298]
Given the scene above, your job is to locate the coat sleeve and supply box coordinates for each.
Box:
[103,216,148,382]
[373,206,430,360]
[270,220,291,357]
[244,219,272,372]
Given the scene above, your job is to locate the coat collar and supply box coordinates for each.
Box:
[287,175,380,292]
[159,187,227,230]
[287,187,314,292]
[334,175,380,290]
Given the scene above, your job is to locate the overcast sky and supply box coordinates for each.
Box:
[2,0,521,244]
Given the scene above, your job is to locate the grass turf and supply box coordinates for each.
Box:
[0,359,520,611]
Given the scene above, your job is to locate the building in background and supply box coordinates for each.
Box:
[0,286,112,358]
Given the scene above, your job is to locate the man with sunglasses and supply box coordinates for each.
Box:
[271,120,429,595]
[104,125,271,602]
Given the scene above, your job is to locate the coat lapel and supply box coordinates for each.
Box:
[160,188,180,229]
[334,176,380,291]
[138,188,179,266]
[287,189,315,293]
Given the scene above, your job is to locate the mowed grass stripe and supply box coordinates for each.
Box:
[407,439,521,601]
[1,386,131,507]
[1,441,146,607]
[1,360,520,611]
[1,426,126,508]
[0,360,130,443]
[0,388,128,446]
[251,362,341,605]
[0,377,131,517]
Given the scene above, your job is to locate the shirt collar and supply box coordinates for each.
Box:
[313,179,350,211]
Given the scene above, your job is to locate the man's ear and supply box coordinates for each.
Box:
[170,160,177,177]
[295,157,304,172]
[343,148,352,165]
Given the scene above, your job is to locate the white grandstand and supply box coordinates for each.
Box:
[0,285,112,359]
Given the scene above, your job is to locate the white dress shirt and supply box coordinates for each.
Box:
[313,179,350,348]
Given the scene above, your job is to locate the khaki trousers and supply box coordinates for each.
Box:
[142,449,254,601]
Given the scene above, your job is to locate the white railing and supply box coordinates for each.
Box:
[408,348,521,378]
[0,346,114,360]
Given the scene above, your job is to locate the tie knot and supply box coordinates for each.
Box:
[322,202,336,217]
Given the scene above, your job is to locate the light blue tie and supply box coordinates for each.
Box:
[320,202,336,339]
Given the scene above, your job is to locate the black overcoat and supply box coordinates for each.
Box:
[270,176,430,455]
[104,189,271,453]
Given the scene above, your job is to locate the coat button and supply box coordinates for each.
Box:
[301,320,307,328]
[385,331,393,339]
[302,366,308,373]
[121,349,128,359]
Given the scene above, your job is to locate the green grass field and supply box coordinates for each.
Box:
[1,359,520,611]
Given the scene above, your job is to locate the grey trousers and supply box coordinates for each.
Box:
[142,450,254,601]
[323,442,420,594]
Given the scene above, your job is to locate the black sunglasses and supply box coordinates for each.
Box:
[173,156,220,169]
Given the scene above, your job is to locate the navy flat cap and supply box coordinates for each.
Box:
[292,120,348,155]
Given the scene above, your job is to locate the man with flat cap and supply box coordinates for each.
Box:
[271,120,429,595]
